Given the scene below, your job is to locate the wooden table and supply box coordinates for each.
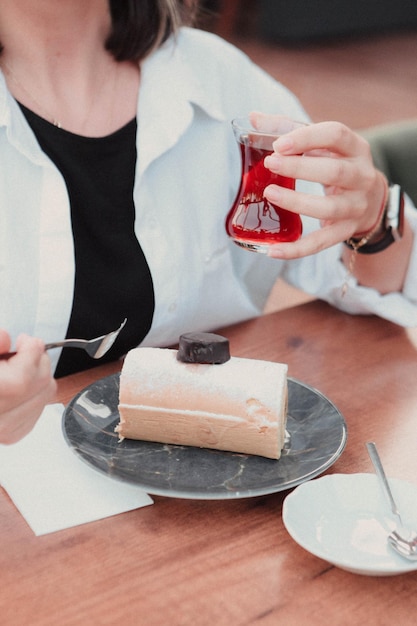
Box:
[1,300,417,625]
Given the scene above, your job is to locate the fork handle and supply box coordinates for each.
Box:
[0,343,59,361]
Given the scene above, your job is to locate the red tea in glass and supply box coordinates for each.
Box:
[226,118,302,252]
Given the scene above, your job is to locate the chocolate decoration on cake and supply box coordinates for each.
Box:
[177,332,231,364]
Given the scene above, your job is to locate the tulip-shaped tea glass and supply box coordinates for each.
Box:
[226,117,303,252]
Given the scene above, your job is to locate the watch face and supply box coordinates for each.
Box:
[398,189,405,239]
[386,184,404,241]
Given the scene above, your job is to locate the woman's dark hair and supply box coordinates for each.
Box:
[106,0,199,62]
[0,1,199,59]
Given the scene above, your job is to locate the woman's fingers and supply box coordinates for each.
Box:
[264,151,374,190]
[250,113,368,157]
[264,183,365,222]
[249,111,309,135]
[0,333,57,444]
[272,119,371,158]
[0,382,56,444]
[248,113,388,255]
[0,329,11,353]
[267,220,354,259]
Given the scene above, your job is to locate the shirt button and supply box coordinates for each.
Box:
[168,302,177,313]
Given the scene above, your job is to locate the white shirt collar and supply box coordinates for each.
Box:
[137,31,227,176]
[0,29,227,173]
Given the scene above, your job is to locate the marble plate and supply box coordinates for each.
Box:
[62,374,347,499]
[283,473,417,576]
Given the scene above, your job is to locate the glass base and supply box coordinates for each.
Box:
[232,239,270,254]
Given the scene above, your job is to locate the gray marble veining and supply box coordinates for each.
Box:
[62,374,347,499]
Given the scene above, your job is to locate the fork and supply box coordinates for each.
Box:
[0,318,127,361]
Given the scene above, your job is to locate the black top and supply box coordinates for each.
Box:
[19,104,155,377]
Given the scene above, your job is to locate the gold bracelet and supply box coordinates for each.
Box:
[341,184,388,297]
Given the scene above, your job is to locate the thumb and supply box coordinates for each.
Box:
[15,333,45,355]
[0,329,11,353]
[249,111,307,135]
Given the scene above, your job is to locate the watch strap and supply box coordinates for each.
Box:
[344,184,404,255]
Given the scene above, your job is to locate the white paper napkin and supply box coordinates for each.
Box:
[0,403,153,535]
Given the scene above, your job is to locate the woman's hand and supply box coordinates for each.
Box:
[250,111,388,259]
[0,330,57,444]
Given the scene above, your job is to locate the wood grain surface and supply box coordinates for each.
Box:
[1,300,417,625]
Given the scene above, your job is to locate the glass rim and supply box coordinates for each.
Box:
[231,116,308,138]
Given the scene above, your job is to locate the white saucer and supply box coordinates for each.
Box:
[282,473,417,576]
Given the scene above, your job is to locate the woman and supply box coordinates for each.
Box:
[0,0,415,443]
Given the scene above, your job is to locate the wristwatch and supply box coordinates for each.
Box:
[346,184,404,254]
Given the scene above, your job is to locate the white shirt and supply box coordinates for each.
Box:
[0,28,416,371]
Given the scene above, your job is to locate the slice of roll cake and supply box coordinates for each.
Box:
[116,334,288,459]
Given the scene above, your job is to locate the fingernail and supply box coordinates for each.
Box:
[273,136,294,153]
[264,185,280,201]
[264,155,281,169]
[267,246,284,258]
